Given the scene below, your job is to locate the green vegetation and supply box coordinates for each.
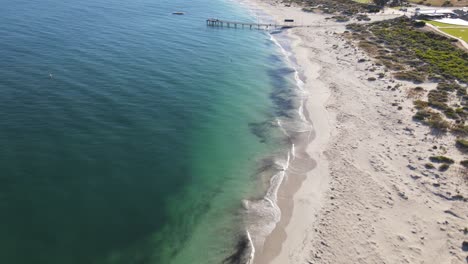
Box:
[346,17,468,83]
[409,0,467,7]
[452,124,468,136]
[423,20,467,28]
[440,28,468,43]
[429,155,455,164]
[425,163,435,169]
[461,160,468,168]
[413,109,432,121]
[413,100,428,109]
[439,163,450,171]
[407,87,425,99]
[299,0,380,15]
[346,17,467,137]
[426,112,451,131]
[437,82,459,92]
[443,107,458,119]
[423,20,468,43]
[456,138,468,152]
[353,0,372,3]
[394,70,425,83]
[331,15,350,22]
[413,21,426,28]
[413,109,451,131]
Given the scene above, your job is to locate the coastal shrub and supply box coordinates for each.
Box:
[407,87,425,99]
[451,124,468,136]
[439,163,450,171]
[426,113,451,131]
[456,86,467,97]
[380,59,404,70]
[461,160,468,168]
[428,89,448,103]
[346,17,468,83]
[428,100,449,110]
[356,14,371,21]
[442,0,453,6]
[455,138,468,152]
[455,108,467,119]
[444,107,458,119]
[414,86,424,92]
[298,0,378,15]
[413,109,431,121]
[437,82,459,92]
[428,89,449,110]
[394,71,425,83]
[302,7,316,12]
[413,100,428,109]
[425,163,435,169]
[429,155,455,164]
[358,41,380,55]
[413,21,426,28]
[332,16,350,22]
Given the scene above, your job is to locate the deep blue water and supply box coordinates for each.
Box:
[0,0,296,263]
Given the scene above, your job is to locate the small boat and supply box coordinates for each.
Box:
[172,12,185,15]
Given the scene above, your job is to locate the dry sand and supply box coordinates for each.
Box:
[242,1,468,263]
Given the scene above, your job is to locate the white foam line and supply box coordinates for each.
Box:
[276,119,290,138]
[298,99,306,123]
[285,149,290,169]
[291,143,296,159]
[246,230,255,264]
[269,33,305,93]
[264,197,276,208]
[266,151,290,203]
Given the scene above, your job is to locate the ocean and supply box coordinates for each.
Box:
[0,0,301,263]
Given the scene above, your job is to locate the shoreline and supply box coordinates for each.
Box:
[237,1,340,262]
[240,1,468,264]
[247,3,341,263]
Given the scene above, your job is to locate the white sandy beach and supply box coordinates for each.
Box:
[243,1,468,263]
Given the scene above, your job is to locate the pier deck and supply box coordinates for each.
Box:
[206,18,296,29]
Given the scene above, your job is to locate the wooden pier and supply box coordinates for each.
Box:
[206,18,295,30]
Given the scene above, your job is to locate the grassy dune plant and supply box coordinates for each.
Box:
[461,160,468,168]
[455,138,468,152]
[296,0,380,15]
[413,100,428,109]
[429,155,455,164]
[439,163,450,171]
[427,113,451,131]
[425,163,435,169]
[452,124,468,136]
[428,89,449,109]
[408,0,467,6]
[394,70,425,83]
[413,109,432,121]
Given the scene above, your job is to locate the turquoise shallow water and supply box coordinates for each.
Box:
[0,0,297,263]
